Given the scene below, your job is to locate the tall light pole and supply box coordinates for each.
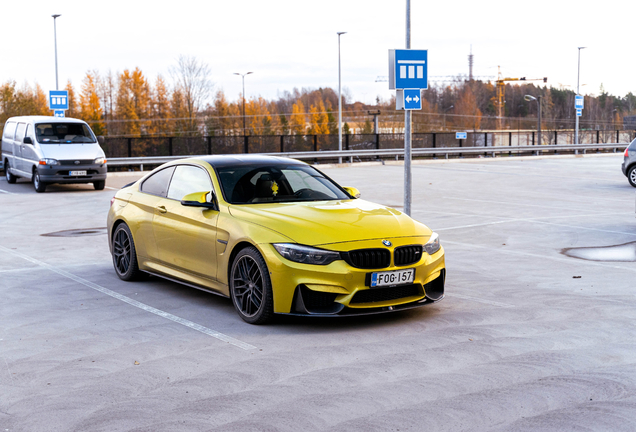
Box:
[524,95,542,146]
[404,0,412,216]
[52,14,61,90]
[575,47,586,145]
[234,72,253,136]
[337,32,346,164]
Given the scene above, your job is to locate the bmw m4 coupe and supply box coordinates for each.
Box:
[107,155,445,324]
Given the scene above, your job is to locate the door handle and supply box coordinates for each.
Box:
[157,205,167,214]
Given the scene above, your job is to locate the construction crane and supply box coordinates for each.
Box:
[495,66,547,129]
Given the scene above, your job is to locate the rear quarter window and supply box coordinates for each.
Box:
[140,166,176,197]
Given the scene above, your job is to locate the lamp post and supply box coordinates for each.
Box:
[52,14,61,90]
[524,95,542,146]
[233,72,253,136]
[575,47,586,145]
[337,32,346,164]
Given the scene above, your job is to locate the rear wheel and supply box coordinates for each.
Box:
[94,180,106,190]
[33,171,46,193]
[5,161,16,184]
[112,223,143,281]
[230,247,274,324]
[629,166,636,188]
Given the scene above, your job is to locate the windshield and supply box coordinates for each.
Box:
[35,123,96,144]
[217,164,350,204]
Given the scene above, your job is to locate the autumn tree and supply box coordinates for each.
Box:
[79,71,105,135]
[289,100,306,135]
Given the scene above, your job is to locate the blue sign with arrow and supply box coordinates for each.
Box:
[403,89,422,110]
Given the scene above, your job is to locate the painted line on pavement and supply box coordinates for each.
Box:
[0,189,16,195]
[105,186,119,190]
[0,245,257,351]
[445,293,515,308]
[443,240,636,273]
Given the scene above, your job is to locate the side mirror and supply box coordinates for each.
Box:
[23,137,33,145]
[97,136,105,145]
[181,191,218,210]
[342,186,361,199]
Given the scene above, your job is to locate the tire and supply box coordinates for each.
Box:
[94,180,106,190]
[629,166,636,188]
[230,246,274,324]
[33,171,46,193]
[112,223,143,281]
[5,161,16,184]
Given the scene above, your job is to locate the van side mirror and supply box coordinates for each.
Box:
[342,186,361,199]
[181,191,218,210]
[97,136,105,145]
[23,137,33,144]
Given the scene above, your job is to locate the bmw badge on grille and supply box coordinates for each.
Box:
[382,240,392,247]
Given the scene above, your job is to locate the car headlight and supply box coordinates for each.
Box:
[424,232,441,255]
[94,157,106,164]
[38,158,60,166]
[273,243,341,265]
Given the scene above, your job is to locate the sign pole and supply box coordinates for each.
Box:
[404,0,412,216]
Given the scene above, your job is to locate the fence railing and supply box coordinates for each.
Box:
[101,130,635,159]
[107,142,629,170]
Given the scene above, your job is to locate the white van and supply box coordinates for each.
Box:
[2,116,107,192]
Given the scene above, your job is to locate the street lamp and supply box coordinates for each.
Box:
[575,47,586,145]
[52,14,61,90]
[524,95,542,146]
[337,31,346,164]
[233,72,253,136]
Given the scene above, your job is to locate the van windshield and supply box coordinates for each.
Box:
[35,123,96,144]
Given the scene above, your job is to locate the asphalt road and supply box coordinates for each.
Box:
[1,154,636,431]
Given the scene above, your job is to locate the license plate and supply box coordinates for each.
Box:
[370,268,415,287]
[69,170,87,176]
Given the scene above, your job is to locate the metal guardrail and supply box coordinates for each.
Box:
[106,142,629,169]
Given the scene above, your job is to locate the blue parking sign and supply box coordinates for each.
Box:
[389,49,428,90]
[49,90,69,110]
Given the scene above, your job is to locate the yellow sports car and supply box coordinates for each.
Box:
[107,155,445,324]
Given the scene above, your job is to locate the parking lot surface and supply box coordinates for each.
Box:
[1,155,636,431]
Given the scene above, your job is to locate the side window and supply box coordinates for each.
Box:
[3,122,17,140]
[167,165,213,200]
[25,125,33,141]
[15,123,27,143]
[140,166,176,197]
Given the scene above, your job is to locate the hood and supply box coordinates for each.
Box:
[228,199,431,246]
[37,143,105,160]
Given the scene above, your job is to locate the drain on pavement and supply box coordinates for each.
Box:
[562,242,636,262]
[41,227,108,237]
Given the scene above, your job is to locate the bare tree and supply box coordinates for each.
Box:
[170,55,213,134]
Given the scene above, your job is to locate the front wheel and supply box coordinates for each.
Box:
[628,166,636,188]
[33,171,46,193]
[230,247,274,324]
[94,180,106,190]
[5,161,16,184]
[112,223,143,281]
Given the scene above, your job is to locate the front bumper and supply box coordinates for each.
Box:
[37,163,107,184]
[262,238,446,315]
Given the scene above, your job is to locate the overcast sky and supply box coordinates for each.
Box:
[2,0,633,106]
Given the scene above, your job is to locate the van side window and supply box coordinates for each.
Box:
[3,122,17,140]
[140,167,176,197]
[15,123,27,143]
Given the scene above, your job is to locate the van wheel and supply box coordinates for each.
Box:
[33,171,46,193]
[5,161,16,184]
[93,180,106,190]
